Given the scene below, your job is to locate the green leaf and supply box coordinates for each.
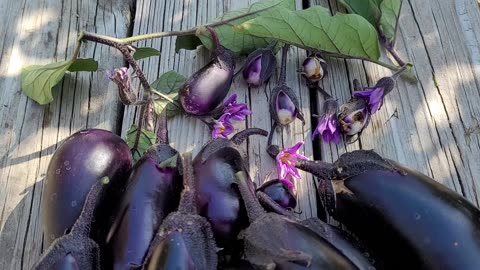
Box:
[150,71,186,117]
[337,0,381,26]
[196,0,295,55]
[175,35,203,53]
[158,154,179,169]
[67,58,98,72]
[21,60,72,105]
[133,47,161,60]
[236,5,381,60]
[125,124,156,163]
[379,0,402,44]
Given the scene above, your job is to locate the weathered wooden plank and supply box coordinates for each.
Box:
[0,0,133,269]
[121,0,317,219]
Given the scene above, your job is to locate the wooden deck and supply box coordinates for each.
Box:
[1,0,480,268]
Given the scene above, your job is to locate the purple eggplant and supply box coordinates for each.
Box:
[179,26,235,116]
[256,179,297,210]
[193,128,267,246]
[34,177,109,270]
[143,152,217,270]
[42,129,132,246]
[105,144,183,270]
[234,171,358,269]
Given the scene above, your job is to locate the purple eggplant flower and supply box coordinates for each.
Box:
[300,53,327,82]
[212,114,234,139]
[223,94,252,121]
[242,48,277,87]
[276,142,308,187]
[313,99,341,144]
[106,67,137,105]
[353,87,384,114]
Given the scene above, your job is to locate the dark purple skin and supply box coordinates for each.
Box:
[179,27,235,116]
[34,177,109,270]
[193,128,267,246]
[143,153,218,270]
[256,179,296,210]
[234,171,358,269]
[105,144,183,270]
[42,129,132,246]
[322,157,480,270]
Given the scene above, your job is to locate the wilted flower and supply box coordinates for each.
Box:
[271,87,305,126]
[338,98,370,136]
[223,94,252,121]
[212,114,234,139]
[276,142,308,186]
[242,47,277,87]
[106,67,137,105]
[353,77,396,114]
[300,53,327,82]
[313,99,341,143]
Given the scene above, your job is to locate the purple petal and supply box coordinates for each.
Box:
[280,178,295,189]
[224,94,237,107]
[288,142,304,154]
[243,54,262,86]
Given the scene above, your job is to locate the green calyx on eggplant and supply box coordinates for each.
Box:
[42,129,133,247]
[234,171,358,269]
[143,152,218,270]
[193,128,268,246]
[104,143,183,270]
[179,26,236,116]
[34,177,110,270]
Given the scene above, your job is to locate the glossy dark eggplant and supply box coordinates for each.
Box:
[42,129,133,246]
[256,179,296,210]
[234,171,358,270]
[34,177,109,270]
[143,153,217,270]
[105,144,183,270]
[193,128,267,246]
[179,26,235,116]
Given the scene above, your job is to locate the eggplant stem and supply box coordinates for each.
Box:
[157,110,168,144]
[267,122,278,146]
[231,128,268,145]
[295,159,334,180]
[70,177,109,236]
[278,44,290,85]
[178,152,197,214]
[206,26,223,55]
[256,191,296,219]
[266,144,280,158]
[235,171,265,222]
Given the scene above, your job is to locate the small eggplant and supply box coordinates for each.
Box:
[234,171,358,269]
[193,128,268,246]
[105,144,183,270]
[179,26,236,116]
[34,177,109,270]
[242,45,277,87]
[277,147,480,270]
[143,152,217,270]
[43,129,133,246]
[256,179,297,210]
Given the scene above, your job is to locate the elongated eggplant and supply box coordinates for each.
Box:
[43,129,132,246]
[105,144,183,270]
[179,26,235,116]
[34,177,109,270]
[143,152,217,270]
[278,147,480,270]
[193,128,267,246]
[234,171,358,270]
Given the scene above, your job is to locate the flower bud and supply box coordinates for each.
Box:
[338,98,370,136]
[300,53,327,82]
[270,87,304,126]
[242,48,277,87]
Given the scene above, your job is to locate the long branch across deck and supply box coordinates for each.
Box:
[1,0,480,269]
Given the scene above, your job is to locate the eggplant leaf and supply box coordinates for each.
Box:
[337,0,381,26]
[133,47,161,60]
[126,124,157,162]
[21,61,72,105]
[236,5,380,60]
[175,35,203,53]
[151,71,186,117]
[67,58,98,72]
[176,0,295,55]
[379,0,402,45]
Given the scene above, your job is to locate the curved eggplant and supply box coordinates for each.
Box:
[105,144,183,270]
[193,128,267,245]
[42,129,132,246]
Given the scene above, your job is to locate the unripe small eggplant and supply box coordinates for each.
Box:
[194,128,268,246]
[300,53,327,82]
[143,153,218,270]
[105,144,183,270]
[42,129,132,246]
[179,26,235,116]
[256,179,297,210]
[234,171,358,269]
[242,46,277,87]
[34,177,109,270]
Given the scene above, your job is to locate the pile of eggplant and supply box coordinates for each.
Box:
[35,127,480,270]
